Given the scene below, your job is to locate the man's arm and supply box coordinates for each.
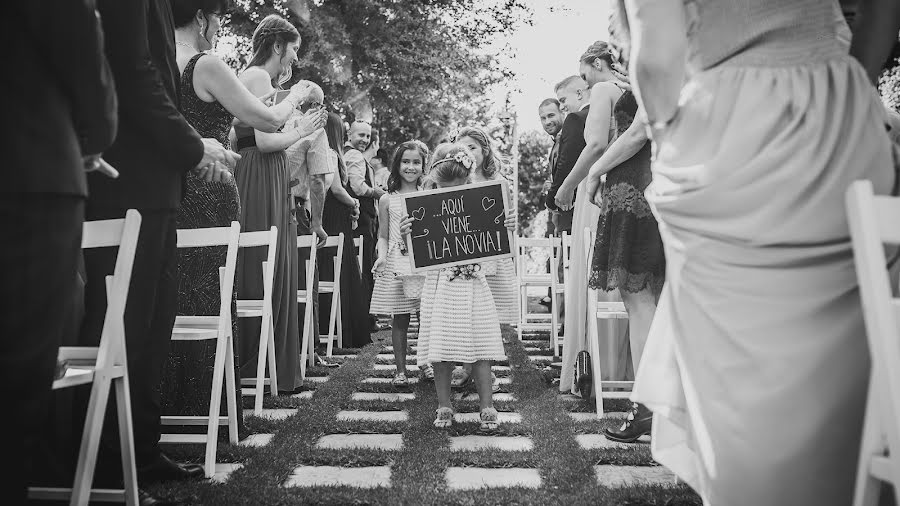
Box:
[547,115,585,210]
[26,0,117,156]
[97,0,203,172]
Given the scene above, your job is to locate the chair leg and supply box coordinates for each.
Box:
[253,311,270,413]
[266,316,277,396]
[224,334,239,444]
[299,302,311,380]
[853,378,884,506]
[306,299,316,369]
[326,291,339,357]
[114,375,139,506]
[204,333,228,477]
[336,299,343,350]
[70,375,112,506]
[586,292,606,418]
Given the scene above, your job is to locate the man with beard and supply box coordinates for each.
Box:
[538,98,565,311]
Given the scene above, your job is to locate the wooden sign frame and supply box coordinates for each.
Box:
[401,179,515,273]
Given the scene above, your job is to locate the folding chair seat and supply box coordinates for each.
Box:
[28,209,142,505]
[163,222,241,477]
[316,233,346,356]
[516,237,561,344]
[297,235,319,378]
[584,227,634,418]
[846,180,900,506]
[235,227,278,414]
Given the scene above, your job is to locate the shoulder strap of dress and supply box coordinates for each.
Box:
[181,53,205,86]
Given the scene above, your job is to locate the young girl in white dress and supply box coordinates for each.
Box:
[401,146,517,430]
[370,140,431,386]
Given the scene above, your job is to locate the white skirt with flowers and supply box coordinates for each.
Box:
[417,262,506,365]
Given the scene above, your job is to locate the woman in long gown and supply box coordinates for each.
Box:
[556,42,631,396]
[624,1,897,504]
[233,15,326,394]
[317,112,372,348]
[162,1,322,415]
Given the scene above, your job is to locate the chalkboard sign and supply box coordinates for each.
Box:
[402,180,514,272]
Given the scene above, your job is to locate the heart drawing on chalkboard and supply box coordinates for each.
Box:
[411,207,426,221]
[482,197,496,211]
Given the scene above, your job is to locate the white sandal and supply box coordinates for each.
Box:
[392,372,409,387]
[434,407,454,428]
[480,408,499,431]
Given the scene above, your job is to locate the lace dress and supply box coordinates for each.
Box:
[369,193,420,315]
[589,90,665,294]
[160,53,242,419]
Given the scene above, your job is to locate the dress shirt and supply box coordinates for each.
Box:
[344,144,377,197]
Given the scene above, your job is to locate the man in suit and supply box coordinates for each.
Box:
[343,121,386,334]
[0,1,117,500]
[538,97,565,310]
[547,76,591,219]
[77,0,238,492]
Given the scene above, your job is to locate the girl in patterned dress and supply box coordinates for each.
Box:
[401,146,517,430]
[371,140,431,386]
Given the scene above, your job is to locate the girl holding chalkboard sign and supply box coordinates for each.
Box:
[371,140,432,387]
[401,146,517,431]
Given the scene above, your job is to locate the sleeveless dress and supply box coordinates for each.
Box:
[559,97,632,393]
[630,2,897,505]
[233,87,302,391]
[589,91,665,295]
[369,193,420,315]
[160,53,242,420]
[416,261,506,366]
[318,153,371,348]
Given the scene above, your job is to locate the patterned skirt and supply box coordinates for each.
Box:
[370,244,420,315]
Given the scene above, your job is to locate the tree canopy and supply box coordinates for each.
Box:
[218,0,531,149]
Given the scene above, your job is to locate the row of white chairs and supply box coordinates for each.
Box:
[30,214,367,503]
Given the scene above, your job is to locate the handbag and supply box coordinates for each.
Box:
[574,350,593,399]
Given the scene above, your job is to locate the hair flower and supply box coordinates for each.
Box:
[452,152,474,170]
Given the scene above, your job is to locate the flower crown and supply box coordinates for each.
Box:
[447,128,460,143]
[433,151,475,171]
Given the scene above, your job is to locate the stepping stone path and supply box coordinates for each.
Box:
[187,311,684,501]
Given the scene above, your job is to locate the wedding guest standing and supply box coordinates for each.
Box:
[234,14,325,394]
[0,1,116,499]
[623,0,898,504]
[344,121,386,334]
[79,0,238,492]
[162,0,323,417]
[319,112,372,348]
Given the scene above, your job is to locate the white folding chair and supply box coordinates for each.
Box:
[164,222,241,477]
[552,231,572,356]
[236,226,278,414]
[354,236,364,273]
[317,233,346,357]
[28,210,142,505]
[584,226,633,417]
[846,180,900,506]
[297,235,319,378]
[516,237,560,343]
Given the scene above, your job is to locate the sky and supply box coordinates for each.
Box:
[492,0,612,133]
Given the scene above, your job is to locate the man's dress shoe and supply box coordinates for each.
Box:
[138,453,204,485]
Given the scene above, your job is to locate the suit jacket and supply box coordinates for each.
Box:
[89,0,204,210]
[547,106,589,210]
[343,145,378,220]
[2,0,117,196]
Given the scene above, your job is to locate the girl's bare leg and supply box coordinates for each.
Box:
[620,288,658,371]
[471,360,494,410]
[391,313,410,374]
[433,361,454,409]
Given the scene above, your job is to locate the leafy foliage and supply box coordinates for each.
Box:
[218,0,531,150]
[516,129,553,235]
[880,57,900,112]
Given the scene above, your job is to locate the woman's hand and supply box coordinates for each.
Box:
[555,184,575,211]
[399,215,414,236]
[372,256,386,273]
[586,172,602,208]
[504,209,517,231]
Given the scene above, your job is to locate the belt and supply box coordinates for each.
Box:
[236,136,257,151]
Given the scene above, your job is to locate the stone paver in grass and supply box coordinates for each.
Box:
[492,365,511,372]
[528,355,553,362]
[449,435,533,452]
[373,364,419,372]
[350,392,416,402]
[208,463,243,484]
[284,466,391,489]
[361,376,420,385]
[291,390,314,400]
[316,434,404,451]
[243,408,296,420]
[305,376,329,383]
[575,434,632,449]
[336,410,409,422]
[453,392,516,402]
[594,465,677,487]
[568,412,628,422]
[237,433,274,447]
[383,346,418,353]
[453,411,522,424]
[445,467,542,490]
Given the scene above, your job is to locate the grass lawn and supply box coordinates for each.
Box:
[147,318,700,505]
